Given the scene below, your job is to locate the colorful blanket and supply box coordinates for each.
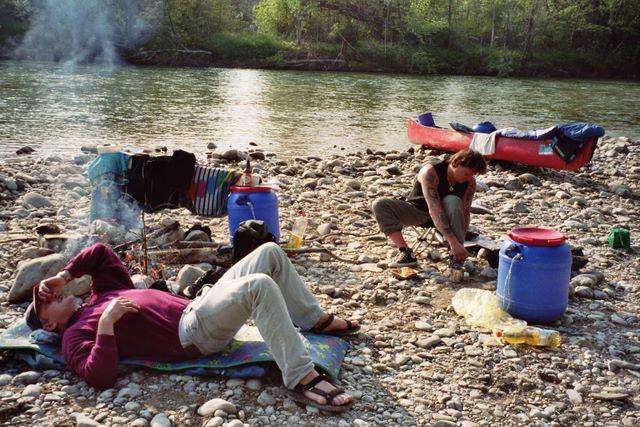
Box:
[0,321,348,379]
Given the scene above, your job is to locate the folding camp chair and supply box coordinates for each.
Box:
[410,225,445,258]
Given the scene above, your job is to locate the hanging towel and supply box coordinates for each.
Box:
[187,165,241,217]
[469,130,498,155]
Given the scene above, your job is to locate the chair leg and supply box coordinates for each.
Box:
[410,227,434,257]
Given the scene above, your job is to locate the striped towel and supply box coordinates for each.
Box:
[187,165,241,216]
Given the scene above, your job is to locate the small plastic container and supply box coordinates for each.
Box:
[495,327,561,348]
[286,213,308,249]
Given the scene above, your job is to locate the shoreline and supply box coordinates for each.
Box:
[1,138,639,426]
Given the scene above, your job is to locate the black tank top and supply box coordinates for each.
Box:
[406,160,469,211]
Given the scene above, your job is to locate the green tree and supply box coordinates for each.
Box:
[405,0,448,46]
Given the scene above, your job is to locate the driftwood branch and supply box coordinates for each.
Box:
[284,247,360,264]
[306,231,381,242]
[175,241,227,249]
[146,247,230,266]
[0,235,37,244]
[113,221,179,252]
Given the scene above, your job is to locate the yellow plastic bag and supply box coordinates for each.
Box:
[452,288,527,333]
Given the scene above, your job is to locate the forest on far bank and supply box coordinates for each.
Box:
[1,0,638,79]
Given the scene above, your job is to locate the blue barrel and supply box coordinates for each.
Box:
[497,228,571,323]
[228,186,280,241]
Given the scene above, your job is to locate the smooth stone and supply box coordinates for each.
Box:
[150,413,172,427]
[257,390,276,406]
[198,398,237,416]
[22,192,52,208]
[176,265,206,293]
[567,389,583,405]
[72,412,101,427]
[12,371,41,385]
[8,253,67,302]
[204,418,224,427]
[590,392,629,401]
[22,384,41,397]
[0,374,11,386]
[416,336,442,349]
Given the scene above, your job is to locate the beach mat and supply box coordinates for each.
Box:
[0,321,348,379]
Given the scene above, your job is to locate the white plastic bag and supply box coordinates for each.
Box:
[452,288,527,333]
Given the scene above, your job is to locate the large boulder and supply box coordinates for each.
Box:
[8,254,90,302]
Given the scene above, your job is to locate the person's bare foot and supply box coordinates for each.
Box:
[297,370,353,408]
[312,313,360,335]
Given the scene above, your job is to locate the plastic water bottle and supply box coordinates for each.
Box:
[286,212,308,249]
[495,327,561,348]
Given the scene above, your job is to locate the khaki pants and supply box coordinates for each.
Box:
[372,195,466,243]
[178,242,323,388]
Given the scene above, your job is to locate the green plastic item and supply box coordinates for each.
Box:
[608,227,631,250]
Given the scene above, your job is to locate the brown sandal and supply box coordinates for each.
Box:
[309,313,360,337]
[288,373,352,412]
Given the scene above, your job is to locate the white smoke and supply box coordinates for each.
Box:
[13,0,158,65]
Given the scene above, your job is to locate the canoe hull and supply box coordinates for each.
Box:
[407,119,596,171]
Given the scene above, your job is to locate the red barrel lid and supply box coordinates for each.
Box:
[507,227,567,246]
[231,185,272,193]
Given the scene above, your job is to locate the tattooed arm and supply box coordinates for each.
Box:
[417,165,467,261]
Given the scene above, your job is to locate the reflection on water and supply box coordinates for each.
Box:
[1,60,638,161]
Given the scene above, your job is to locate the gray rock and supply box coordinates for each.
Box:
[416,336,441,349]
[12,371,41,385]
[345,179,361,190]
[197,398,237,416]
[574,286,594,298]
[566,388,583,405]
[384,166,403,176]
[150,413,172,427]
[504,179,525,191]
[72,412,102,427]
[22,384,41,397]
[517,173,542,186]
[22,192,52,209]
[257,390,276,406]
[184,230,210,242]
[9,253,67,302]
[176,265,206,293]
[0,374,11,386]
[590,392,629,401]
[317,223,332,235]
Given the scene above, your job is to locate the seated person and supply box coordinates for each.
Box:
[372,148,487,267]
[25,242,360,412]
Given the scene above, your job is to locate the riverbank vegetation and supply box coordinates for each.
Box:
[1,0,638,78]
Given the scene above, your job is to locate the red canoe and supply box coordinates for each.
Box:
[407,119,597,171]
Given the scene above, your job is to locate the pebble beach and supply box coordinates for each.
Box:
[0,135,639,427]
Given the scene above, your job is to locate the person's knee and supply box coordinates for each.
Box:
[443,195,463,212]
[247,273,279,294]
[372,197,387,216]
[260,241,280,253]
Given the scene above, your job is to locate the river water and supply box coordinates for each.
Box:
[1,60,638,161]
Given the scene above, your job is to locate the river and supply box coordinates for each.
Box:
[1,60,638,161]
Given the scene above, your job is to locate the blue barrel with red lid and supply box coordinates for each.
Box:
[228,185,280,242]
[497,227,572,323]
